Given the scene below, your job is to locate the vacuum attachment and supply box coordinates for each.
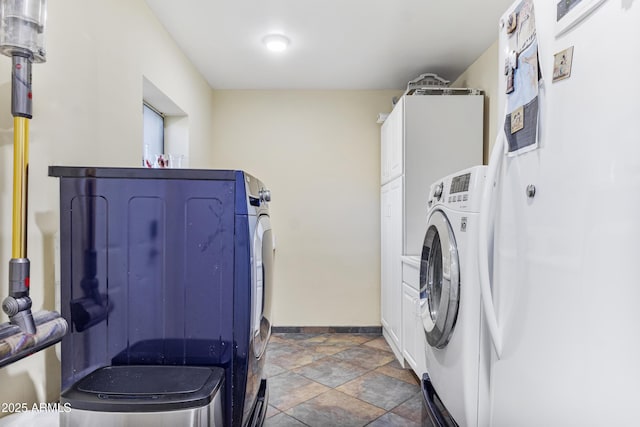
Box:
[3,258,34,333]
[0,0,67,368]
[0,310,67,368]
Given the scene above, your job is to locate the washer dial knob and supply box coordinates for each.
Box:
[259,189,271,202]
[434,182,444,200]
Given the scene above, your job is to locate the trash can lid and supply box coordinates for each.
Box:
[61,365,225,412]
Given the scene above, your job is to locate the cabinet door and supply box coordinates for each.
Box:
[388,100,404,182]
[381,184,392,331]
[381,100,404,185]
[381,177,403,354]
[402,282,419,372]
[381,116,391,184]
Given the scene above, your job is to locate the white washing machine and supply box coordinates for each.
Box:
[419,166,489,427]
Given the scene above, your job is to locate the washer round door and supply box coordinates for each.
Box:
[419,210,460,349]
[252,214,274,360]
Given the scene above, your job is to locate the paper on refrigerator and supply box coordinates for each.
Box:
[503,0,542,156]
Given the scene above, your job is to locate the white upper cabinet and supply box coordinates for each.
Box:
[380,93,484,255]
[381,100,403,185]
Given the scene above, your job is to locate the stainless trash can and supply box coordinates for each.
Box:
[60,365,224,427]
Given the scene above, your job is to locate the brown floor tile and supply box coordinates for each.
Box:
[384,358,405,370]
[362,336,394,352]
[266,405,281,419]
[269,371,331,411]
[322,333,377,345]
[269,334,290,344]
[265,412,309,427]
[266,333,425,427]
[332,345,396,370]
[285,389,385,427]
[294,334,331,345]
[267,341,306,361]
[336,371,420,411]
[293,356,369,388]
[308,344,352,356]
[287,334,355,356]
[391,392,429,424]
[367,412,423,427]
[374,361,419,385]
[268,345,327,370]
[265,361,288,378]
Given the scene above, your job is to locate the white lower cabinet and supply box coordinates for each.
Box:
[402,283,419,371]
[401,258,427,377]
[381,177,403,364]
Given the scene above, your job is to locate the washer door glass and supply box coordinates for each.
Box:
[419,210,460,349]
[253,215,274,359]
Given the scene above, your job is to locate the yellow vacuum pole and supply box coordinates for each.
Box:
[12,116,28,259]
[1,53,36,335]
[0,1,68,366]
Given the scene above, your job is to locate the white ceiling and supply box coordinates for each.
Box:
[145,0,514,90]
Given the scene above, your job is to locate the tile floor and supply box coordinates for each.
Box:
[264,332,431,427]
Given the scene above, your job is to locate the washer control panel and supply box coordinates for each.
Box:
[427,166,487,213]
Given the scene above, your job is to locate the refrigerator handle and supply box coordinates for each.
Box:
[478,132,505,358]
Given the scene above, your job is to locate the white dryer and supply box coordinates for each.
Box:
[419,166,488,427]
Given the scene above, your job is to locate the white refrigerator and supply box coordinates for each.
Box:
[478,1,640,426]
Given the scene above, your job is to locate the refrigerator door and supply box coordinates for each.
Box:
[486,1,640,426]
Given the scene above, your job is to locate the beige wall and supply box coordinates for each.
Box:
[209,51,502,328]
[209,45,501,328]
[452,40,499,164]
[210,90,401,326]
[0,0,501,408]
[0,0,214,413]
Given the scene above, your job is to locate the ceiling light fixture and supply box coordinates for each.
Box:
[262,34,290,52]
